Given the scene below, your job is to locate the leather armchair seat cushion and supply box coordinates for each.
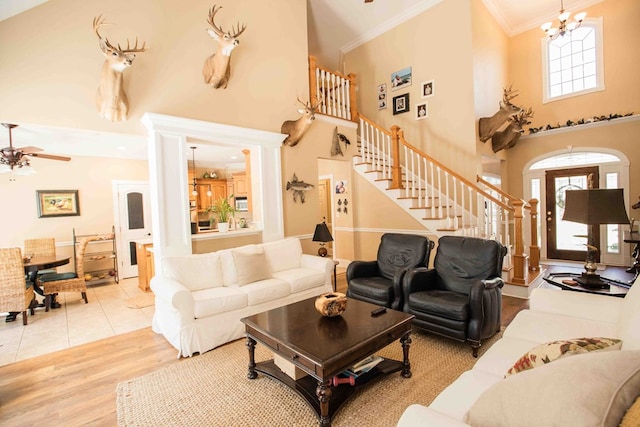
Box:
[409,290,469,321]
[348,276,393,305]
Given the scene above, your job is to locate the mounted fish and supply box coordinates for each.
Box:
[330,127,351,157]
[286,173,314,203]
[202,4,247,89]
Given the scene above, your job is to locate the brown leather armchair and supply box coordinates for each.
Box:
[402,236,507,356]
[346,233,434,310]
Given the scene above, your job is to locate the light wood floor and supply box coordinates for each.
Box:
[0,269,528,425]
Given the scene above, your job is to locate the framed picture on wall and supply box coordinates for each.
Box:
[391,66,412,91]
[36,190,80,218]
[393,93,410,115]
[377,83,387,110]
[416,102,428,120]
[421,80,435,98]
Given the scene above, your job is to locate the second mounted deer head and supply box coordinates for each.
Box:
[281,98,322,147]
[93,15,147,122]
[478,85,523,142]
[202,4,247,89]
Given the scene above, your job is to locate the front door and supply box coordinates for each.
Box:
[545,167,599,261]
[114,181,152,278]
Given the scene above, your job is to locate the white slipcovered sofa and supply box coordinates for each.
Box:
[151,237,333,357]
[398,277,640,427]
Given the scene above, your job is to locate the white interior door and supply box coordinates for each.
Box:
[113,181,152,278]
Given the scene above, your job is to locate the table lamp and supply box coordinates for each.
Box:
[562,188,629,289]
[312,220,333,257]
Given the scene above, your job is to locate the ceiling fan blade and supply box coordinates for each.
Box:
[27,152,71,162]
[365,0,374,3]
[18,146,43,154]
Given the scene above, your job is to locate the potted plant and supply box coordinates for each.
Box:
[209,195,235,232]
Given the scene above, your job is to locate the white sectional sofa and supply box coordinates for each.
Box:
[151,237,333,357]
[398,277,640,426]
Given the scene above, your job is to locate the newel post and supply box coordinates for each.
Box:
[511,199,529,285]
[308,55,318,108]
[348,73,358,121]
[390,126,403,189]
[528,199,540,271]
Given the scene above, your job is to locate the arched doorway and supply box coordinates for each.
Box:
[523,148,630,267]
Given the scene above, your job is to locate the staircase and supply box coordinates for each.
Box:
[307,56,541,294]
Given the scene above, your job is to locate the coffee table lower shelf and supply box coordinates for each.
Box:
[253,357,404,422]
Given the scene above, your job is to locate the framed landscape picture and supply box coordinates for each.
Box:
[391,66,412,91]
[36,190,80,218]
[393,93,410,115]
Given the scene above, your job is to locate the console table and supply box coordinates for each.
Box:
[543,272,629,297]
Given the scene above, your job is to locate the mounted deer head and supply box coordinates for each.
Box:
[202,5,247,89]
[93,15,147,122]
[281,98,322,147]
[479,85,523,142]
[491,107,534,152]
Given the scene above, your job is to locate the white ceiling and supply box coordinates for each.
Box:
[0,0,602,163]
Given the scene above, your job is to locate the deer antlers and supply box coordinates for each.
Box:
[206,5,246,39]
[93,15,147,54]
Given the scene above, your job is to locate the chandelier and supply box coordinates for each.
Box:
[190,146,211,197]
[541,0,587,39]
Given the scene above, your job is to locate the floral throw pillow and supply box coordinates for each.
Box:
[505,337,622,377]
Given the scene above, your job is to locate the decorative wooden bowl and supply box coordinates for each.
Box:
[315,292,347,317]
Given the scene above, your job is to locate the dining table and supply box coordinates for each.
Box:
[23,254,71,294]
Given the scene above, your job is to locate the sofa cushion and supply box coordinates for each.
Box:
[618,276,640,350]
[261,238,302,273]
[192,287,248,318]
[503,309,618,343]
[232,248,271,286]
[163,253,223,292]
[464,350,640,427]
[219,245,257,286]
[505,337,622,376]
[237,278,291,306]
[272,268,325,293]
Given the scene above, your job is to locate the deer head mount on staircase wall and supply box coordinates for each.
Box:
[93,15,147,122]
[281,97,322,147]
[202,4,247,89]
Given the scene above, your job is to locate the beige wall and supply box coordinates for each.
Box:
[0,0,309,136]
[508,0,640,129]
[0,156,148,249]
[504,0,640,199]
[344,0,478,182]
[471,0,509,166]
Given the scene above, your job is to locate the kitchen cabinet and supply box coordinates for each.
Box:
[232,172,248,197]
[195,178,227,210]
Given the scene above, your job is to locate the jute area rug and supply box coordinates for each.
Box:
[117,330,501,426]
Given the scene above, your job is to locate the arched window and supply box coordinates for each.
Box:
[541,18,604,103]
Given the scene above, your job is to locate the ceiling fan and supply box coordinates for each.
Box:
[1,123,71,173]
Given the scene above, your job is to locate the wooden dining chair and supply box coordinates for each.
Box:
[0,248,36,325]
[24,238,57,276]
[37,237,93,311]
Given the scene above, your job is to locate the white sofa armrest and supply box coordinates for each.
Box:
[529,287,623,323]
[397,404,469,427]
[300,254,333,286]
[150,276,195,320]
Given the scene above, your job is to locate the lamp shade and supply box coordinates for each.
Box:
[562,189,630,225]
[312,222,333,243]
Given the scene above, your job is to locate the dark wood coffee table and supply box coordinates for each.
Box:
[241,297,414,426]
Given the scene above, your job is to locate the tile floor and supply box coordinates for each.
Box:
[0,277,153,367]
